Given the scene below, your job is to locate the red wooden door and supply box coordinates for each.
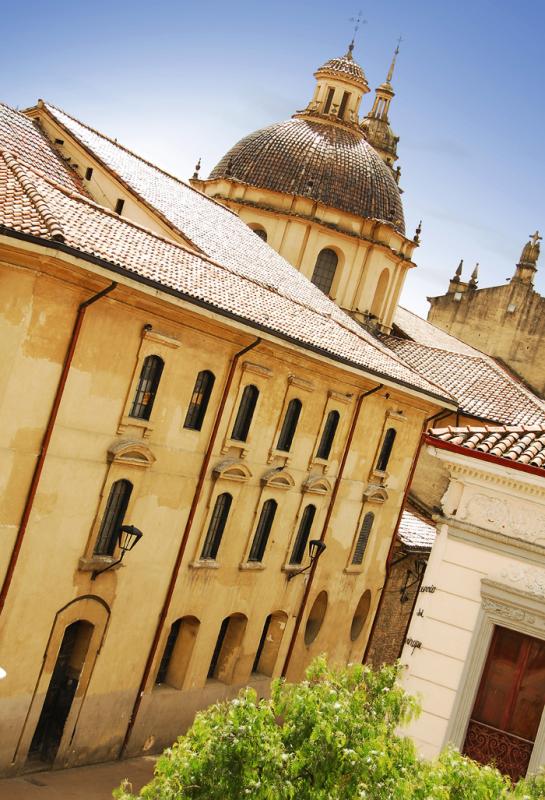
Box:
[463,626,545,781]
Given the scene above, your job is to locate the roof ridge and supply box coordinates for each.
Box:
[39,101,242,221]
[1,149,65,242]
[429,423,545,434]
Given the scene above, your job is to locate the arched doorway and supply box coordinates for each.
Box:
[28,621,93,765]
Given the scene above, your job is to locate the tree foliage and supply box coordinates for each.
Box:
[115,658,545,799]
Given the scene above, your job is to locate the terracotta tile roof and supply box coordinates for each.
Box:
[427,424,545,472]
[208,118,404,233]
[393,306,483,356]
[0,149,453,402]
[0,104,83,194]
[397,507,436,551]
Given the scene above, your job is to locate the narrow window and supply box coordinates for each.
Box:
[376,428,397,472]
[248,499,277,562]
[85,167,93,181]
[311,248,338,295]
[94,479,133,556]
[129,355,164,420]
[231,385,259,442]
[252,611,288,676]
[323,87,335,114]
[115,198,125,215]
[276,399,302,452]
[208,617,230,679]
[207,614,247,682]
[316,410,340,459]
[338,91,351,119]
[290,505,316,565]
[184,370,215,431]
[200,493,232,560]
[155,619,181,685]
[352,512,374,565]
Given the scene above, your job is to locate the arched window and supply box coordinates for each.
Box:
[252,227,267,242]
[323,87,335,114]
[231,384,259,442]
[338,90,351,119]
[352,512,374,565]
[200,493,232,560]
[94,479,133,556]
[276,399,302,452]
[370,268,390,319]
[376,428,396,472]
[252,611,288,676]
[184,370,215,431]
[248,499,277,562]
[316,410,340,459]
[130,355,164,420]
[208,613,247,683]
[290,505,316,565]
[311,249,338,296]
[155,616,200,689]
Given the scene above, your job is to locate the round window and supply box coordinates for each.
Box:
[350,590,371,641]
[304,590,328,645]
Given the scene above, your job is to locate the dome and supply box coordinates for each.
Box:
[208,118,405,233]
[315,51,369,91]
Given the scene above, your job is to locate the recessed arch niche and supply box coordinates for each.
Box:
[304,590,328,645]
[350,590,372,641]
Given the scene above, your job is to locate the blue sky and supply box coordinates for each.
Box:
[3,0,544,315]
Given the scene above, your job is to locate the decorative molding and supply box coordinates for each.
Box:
[303,475,332,495]
[446,518,545,566]
[143,327,181,349]
[242,361,272,379]
[362,483,388,504]
[481,597,542,629]
[288,375,314,392]
[328,389,353,404]
[261,468,295,490]
[447,461,545,498]
[107,440,156,468]
[456,493,545,547]
[386,410,406,423]
[212,459,252,483]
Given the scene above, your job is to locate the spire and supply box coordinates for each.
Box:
[469,263,479,288]
[512,230,541,284]
[386,37,402,84]
[452,259,463,282]
[360,40,401,168]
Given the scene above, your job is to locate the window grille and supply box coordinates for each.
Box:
[276,399,302,452]
[352,512,374,565]
[184,370,215,431]
[231,385,259,442]
[94,479,133,556]
[376,428,397,472]
[316,410,340,459]
[200,493,232,560]
[290,505,316,565]
[248,500,277,562]
[155,619,181,684]
[311,249,338,295]
[129,355,164,420]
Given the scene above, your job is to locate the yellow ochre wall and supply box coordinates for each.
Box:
[0,239,437,773]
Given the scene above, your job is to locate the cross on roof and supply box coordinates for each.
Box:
[530,231,542,246]
[349,10,367,48]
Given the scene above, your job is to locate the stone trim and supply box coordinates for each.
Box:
[288,375,314,392]
[142,327,181,349]
[446,518,545,567]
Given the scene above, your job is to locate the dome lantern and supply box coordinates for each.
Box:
[361,40,401,172]
[302,44,370,127]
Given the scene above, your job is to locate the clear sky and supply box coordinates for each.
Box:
[2,0,544,316]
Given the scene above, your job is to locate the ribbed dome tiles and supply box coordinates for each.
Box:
[209,117,405,233]
[315,53,369,89]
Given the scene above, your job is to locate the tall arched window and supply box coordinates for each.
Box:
[352,512,374,565]
[184,370,215,431]
[252,611,288,676]
[370,268,390,319]
[376,428,397,472]
[311,248,338,296]
[248,499,277,562]
[94,479,133,556]
[316,410,340,460]
[200,493,232,560]
[208,613,247,683]
[276,399,302,452]
[290,505,316,565]
[130,355,164,420]
[155,616,200,689]
[231,385,259,442]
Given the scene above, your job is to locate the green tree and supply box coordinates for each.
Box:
[115,658,545,800]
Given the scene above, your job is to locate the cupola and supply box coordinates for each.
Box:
[360,42,401,174]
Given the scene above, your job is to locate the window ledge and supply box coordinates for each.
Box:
[344,565,363,575]
[118,416,154,439]
[78,555,123,573]
[189,559,220,570]
[221,438,250,458]
[369,468,388,484]
[267,449,291,465]
[239,562,266,571]
[281,563,302,574]
[308,456,330,472]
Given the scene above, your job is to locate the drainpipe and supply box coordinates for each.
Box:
[0,281,117,618]
[121,337,261,755]
[281,382,384,679]
[363,406,452,663]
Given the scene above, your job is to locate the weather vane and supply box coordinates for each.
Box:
[348,11,367,51]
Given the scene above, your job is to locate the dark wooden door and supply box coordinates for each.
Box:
[463,625,545,782]
[28,621,92,764]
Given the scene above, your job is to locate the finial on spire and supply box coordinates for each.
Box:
[413,219,422,243]
[192,157,201,180]
[518,230,541,268]
[386,36,402,83]
[469,262,479,288]
[452,259,463,281]
[347,10,367,57]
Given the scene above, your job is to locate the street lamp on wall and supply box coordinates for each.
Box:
[91,525,144,580]
[287,539,327,581]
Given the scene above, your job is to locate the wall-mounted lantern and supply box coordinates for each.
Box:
[287,539,327,581]
[91,525,144,580]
